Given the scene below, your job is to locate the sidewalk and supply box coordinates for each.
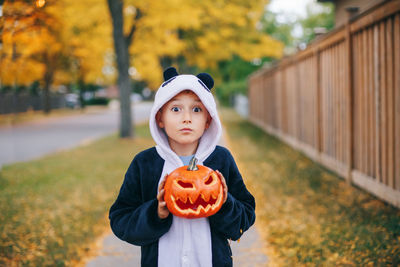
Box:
[85,128,268,267]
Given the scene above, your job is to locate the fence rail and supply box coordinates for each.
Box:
[248,0,400,208]
[0,93,67,114]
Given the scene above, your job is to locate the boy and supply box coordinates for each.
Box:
[109,67,255,267]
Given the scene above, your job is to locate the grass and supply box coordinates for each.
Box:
[0,123,154,266]
[221,109,400,266]
[1,108,399,266]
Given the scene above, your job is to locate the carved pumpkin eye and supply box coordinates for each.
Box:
[205,175,213,185]
[178,181,194,188]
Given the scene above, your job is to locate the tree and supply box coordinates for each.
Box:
[107,0,137,138]
[107,0,283,138]
[0,0,66,113]
[298,2,334,45]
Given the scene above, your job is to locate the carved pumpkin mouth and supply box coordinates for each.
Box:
[170,186,223,216]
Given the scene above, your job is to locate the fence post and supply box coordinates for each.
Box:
[315,48,322,155]
[345,13,355,184]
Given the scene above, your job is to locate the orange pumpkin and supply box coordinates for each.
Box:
[164,157,223,219]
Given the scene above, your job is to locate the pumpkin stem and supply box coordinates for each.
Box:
[188,157,199,171]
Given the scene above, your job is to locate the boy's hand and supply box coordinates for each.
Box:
[216,170,228,204]
[157,176,170,219]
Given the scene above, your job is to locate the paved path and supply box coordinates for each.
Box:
[0,101,153,167]
[86,129,268,267]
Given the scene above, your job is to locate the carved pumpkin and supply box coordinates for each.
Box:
[164,157,223,219]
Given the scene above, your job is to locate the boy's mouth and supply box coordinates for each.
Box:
[180,128,193,132]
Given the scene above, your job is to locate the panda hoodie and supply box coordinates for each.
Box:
[109,67,255,267]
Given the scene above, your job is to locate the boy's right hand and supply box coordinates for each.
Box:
[157,176,170,219]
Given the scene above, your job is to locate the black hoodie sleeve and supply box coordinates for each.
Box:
[207,147,256,241]
[109,153,173,246]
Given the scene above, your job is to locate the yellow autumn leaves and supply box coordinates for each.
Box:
[0,0,283,90]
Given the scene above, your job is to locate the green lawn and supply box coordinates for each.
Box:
[0,124,154,266]
[221,109,400,266]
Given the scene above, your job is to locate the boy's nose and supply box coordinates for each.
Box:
[182,110,192,123]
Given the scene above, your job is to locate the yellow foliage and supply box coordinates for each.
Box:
[126,0,282,89]
[1,0,282,91]
[0,0,63,87]
[0,0,112,88]
[61,0,113,84]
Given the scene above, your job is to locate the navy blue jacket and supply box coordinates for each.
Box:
[109,146,256,267]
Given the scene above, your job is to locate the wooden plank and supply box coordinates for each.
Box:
[342,40,348,166]
[361,30,367,174]
[367,27,373,177]
[342,41,347,165]
[386,17,394,189]
[316,49,322,153]
[353,33,359,171]
[394,14,400,190]
[380,21,387,185]
[333,45,337,160]
[374,22,381,183]
[338,43,343,163]
[324,51,328,155]
[295,63,301,141]
[350,0,400,33]
[368,26,375,178]
[277,71,282,132]
[313,56,317,147]
[321,52,325,154]
[282,69,287,134]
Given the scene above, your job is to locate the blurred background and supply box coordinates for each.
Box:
[1,0,399,266]
[0,0,334,121]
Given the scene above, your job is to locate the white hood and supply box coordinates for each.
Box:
[149,70,222,267]
[149,74,222,165]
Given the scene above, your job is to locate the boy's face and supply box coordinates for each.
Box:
[156,90,211,150]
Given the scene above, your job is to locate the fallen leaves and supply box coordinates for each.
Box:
[0,127,154,266]
[222,109,400,266]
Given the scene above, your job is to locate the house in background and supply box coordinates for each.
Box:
[318,0,387,27]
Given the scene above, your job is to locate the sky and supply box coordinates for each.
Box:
[267,0,315,19]
[266,0,326,38]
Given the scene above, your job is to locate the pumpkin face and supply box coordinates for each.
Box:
[164,158,223,219]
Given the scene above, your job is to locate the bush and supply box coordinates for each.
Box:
[216,79,247,106]
[84,97,110,106]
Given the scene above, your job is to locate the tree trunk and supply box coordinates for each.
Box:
[43,53,54,114]
[107,0,133,138]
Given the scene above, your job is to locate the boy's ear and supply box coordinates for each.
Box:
[205,114,212,130]
[156,110,164,128]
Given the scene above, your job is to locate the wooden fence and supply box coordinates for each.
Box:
[248,0,400,208]
[0,93,67,114]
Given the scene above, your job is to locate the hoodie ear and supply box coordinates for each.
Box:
[196,73,214,90]
[163,67,178,81]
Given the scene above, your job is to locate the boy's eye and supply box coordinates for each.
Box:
[193,107,202,112]
[171,107,181,112]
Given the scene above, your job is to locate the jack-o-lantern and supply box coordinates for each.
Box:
[164,157,223,219]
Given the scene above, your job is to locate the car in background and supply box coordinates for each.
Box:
[65,93,80,109]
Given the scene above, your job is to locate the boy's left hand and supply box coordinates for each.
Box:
[216,170,228,204]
